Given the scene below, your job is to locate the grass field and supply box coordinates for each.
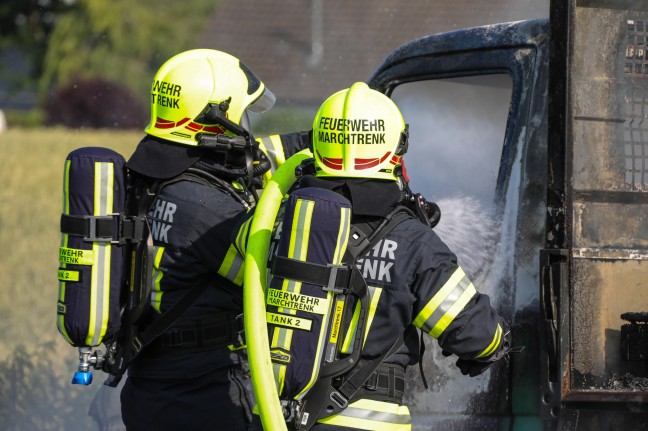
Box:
[0,127,141,430]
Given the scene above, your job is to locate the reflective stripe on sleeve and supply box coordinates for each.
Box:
[475,323,503,359]
[317,398,411,431]
[413,267,477,338]
[218,244,245,286]
[234,215,252,256]
[258,135,286,184]
[150,246,165,313]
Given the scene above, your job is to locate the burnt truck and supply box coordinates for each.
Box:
[364,0,648,430]
[86,1,648,430]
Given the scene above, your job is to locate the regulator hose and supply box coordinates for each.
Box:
[243,149,313,431]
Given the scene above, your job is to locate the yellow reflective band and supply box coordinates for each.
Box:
[288,199,314,260]
[341,301,361,354]
[318,399,411,431]
[333,207,351,265]
[329,300,345,343]
[430,283,476,338]
[363,286,383,348]
[62,159,71,215]
[57,160,74,345]
[267,288,328,314]
[87,161,114,346]
[151,246,165,313]
[273,362,287,394]
[218,244,244,286]
[258,135,287,184]
[476,323,503,359]
[270,199,316,361]
[235,215,252,256]
[266,312,313,330]
[59,247,95,265]
[413,267,478,338]
[271,279,298,348]
[58,269,79,282]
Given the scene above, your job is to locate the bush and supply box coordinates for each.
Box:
[45,77,147,129]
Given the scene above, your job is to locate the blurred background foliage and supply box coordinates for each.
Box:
[1,0,216,129]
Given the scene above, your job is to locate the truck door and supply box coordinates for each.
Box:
[546,1,648,429]
[368,19,549,431]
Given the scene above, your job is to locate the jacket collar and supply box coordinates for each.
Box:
[297,176,402,218]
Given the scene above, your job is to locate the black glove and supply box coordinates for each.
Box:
[441,350,494,377]
[441,320,512,377]
[455,358,496,377]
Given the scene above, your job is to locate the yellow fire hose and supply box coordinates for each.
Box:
[243,150,312,430]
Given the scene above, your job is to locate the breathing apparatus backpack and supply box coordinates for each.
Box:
[57,146,158,385]
[57,148,128,352]
[57,142,268,387]
[265,181,416,430]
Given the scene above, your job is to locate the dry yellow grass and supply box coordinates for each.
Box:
[0,127,140,361]
[0,128,141,430]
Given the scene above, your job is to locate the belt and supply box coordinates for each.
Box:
[355,363,406,404]
[148,314,244,353]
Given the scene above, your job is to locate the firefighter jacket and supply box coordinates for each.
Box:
[127,131,311,380]
[242,175,509,430]
[262,175,510,370]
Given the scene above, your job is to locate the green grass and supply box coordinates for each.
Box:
[0,127,140,430]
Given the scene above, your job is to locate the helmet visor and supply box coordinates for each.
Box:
[248,86,276,113]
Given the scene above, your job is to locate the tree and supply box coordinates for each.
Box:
[39,0,217,108]
[0,0,78,89]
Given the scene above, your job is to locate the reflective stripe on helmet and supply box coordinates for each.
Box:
[145,49,273,146]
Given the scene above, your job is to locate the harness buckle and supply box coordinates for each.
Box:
[131,336,143,354]
[230,314,246,350]
[84,213,121,243]
[281,399,299,423]
[329,389,349,409]
[323,264,347,294]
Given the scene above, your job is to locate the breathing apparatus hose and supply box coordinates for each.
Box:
[243,149,313,431]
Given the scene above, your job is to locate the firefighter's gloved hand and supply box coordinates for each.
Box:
[441,350,493,377]
[455,358,495,377]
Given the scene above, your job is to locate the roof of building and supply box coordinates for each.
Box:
[199,0,548,106]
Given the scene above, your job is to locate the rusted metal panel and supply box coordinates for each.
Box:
[559,0,648,408]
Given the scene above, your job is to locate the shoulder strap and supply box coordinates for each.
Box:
[345,207,415,261]
[271,207,415,295]
[103,172,241,386]
[295,208,417,430]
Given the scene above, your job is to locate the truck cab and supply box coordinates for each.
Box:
[368,1,648,429]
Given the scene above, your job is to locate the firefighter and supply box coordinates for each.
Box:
[248,82,511,430]
[119,49,308,431]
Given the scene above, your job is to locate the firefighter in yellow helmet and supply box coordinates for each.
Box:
[247,82,511,431]
[119,49,309,431]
